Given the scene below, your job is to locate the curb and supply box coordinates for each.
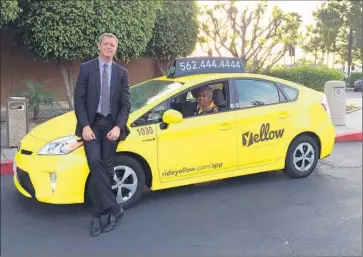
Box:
[346,107,362,114]
[0,160,13,176]
[335,131,362,142]
[1,131,362,176]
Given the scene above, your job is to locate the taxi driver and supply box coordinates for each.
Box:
[195,86,218,115]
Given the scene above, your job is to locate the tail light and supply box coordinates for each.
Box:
[321,94,331,119]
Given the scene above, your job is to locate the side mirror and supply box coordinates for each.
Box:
[162,109,183,124]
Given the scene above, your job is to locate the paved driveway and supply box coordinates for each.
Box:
[1,142,361,256]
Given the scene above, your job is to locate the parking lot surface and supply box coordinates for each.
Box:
[1,142,362,256]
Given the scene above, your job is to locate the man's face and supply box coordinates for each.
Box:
[198,89,212,108]
[98,36,118,58]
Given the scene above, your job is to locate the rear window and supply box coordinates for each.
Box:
[277,83,299,101]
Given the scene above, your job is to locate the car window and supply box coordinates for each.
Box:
[130,80,184,113]
[147,101,170,123]
[173,82,229,118]
[186,91,194,100]
[133,81,230,126]
[277,83,299,101]
[235,79,280,108]
[132,101,170,126]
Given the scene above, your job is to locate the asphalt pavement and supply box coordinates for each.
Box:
[1,141,362,256]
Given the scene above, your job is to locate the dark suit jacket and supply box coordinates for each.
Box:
[74,57,131,141]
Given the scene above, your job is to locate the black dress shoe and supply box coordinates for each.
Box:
[102,209,124,233]
[90,217,102,237]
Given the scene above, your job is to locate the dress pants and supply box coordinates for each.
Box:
[83,114,119,217]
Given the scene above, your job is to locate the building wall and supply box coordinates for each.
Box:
[1,28,162,107]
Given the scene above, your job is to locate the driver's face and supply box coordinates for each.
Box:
[198,90,212,108]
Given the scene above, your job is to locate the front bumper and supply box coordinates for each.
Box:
[14,167,33,198]
[13,134,89,204]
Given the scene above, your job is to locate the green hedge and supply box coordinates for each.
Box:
[266,65,344,92]
[349,72,363,87]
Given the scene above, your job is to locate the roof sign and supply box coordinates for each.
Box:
[167,57,246,78]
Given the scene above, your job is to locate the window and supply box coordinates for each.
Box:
[235,79,280,108]
[170,81,229,118]
[132,101,169,127]
[130,80,184,113]
[132,81,230,126]
[277,83,299,101]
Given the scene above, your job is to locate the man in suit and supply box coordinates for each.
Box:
[74,33,131,237]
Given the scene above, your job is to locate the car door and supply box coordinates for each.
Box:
[156,80,238,183]
[232,78,294,169]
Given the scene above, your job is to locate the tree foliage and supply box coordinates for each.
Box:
[330,0,363,64]
[302,0,362,67]
[17,0,161,62]
[16,0,161,109]
[300,5,344,65]
[0,0,21,29]
[325,0,362,39]
[198,0,302,73]
[145,0,199,75]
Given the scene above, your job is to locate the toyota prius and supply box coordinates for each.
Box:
[13,57,336,209]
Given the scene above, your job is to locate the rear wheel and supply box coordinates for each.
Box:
[283,135,319,178]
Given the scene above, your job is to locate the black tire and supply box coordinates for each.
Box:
[283,135,319,179]
[354,88,358,92]
[112,155,146,209]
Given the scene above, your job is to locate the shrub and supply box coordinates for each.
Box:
[349,72,363,87]
[17,79,59,120]
[266,65,344,92]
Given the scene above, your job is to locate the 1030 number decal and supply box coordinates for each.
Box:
[179,59,241,71]
[137,126,153,136]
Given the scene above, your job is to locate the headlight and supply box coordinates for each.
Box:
[38,135,83,155]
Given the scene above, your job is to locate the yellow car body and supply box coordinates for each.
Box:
[13,57,336,208]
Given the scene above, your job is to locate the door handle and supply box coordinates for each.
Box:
[142,138,155,142]
[220,122,232,127]
[279,111,290,119]
[219,127,234,131]
[219,122,234,131]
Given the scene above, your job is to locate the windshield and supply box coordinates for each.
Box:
[130,80,183,113]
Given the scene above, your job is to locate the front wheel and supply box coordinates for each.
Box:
[283,135,319,178]
[111,155,146,209]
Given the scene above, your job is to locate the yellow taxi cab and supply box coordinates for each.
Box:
[13,57,336,209]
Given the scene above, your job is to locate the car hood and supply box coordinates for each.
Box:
[29,111,78,142]
[28,110,139,142]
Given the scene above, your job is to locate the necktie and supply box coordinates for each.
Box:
[101,63,110,116]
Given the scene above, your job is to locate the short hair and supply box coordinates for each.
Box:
[199,86,213,98]
[98,33,118,44]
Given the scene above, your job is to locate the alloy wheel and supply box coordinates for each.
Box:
[292,142,315,172]
[111,165,138,204]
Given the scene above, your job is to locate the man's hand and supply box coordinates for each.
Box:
[107,126,121,141]
[82,126,95,141]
